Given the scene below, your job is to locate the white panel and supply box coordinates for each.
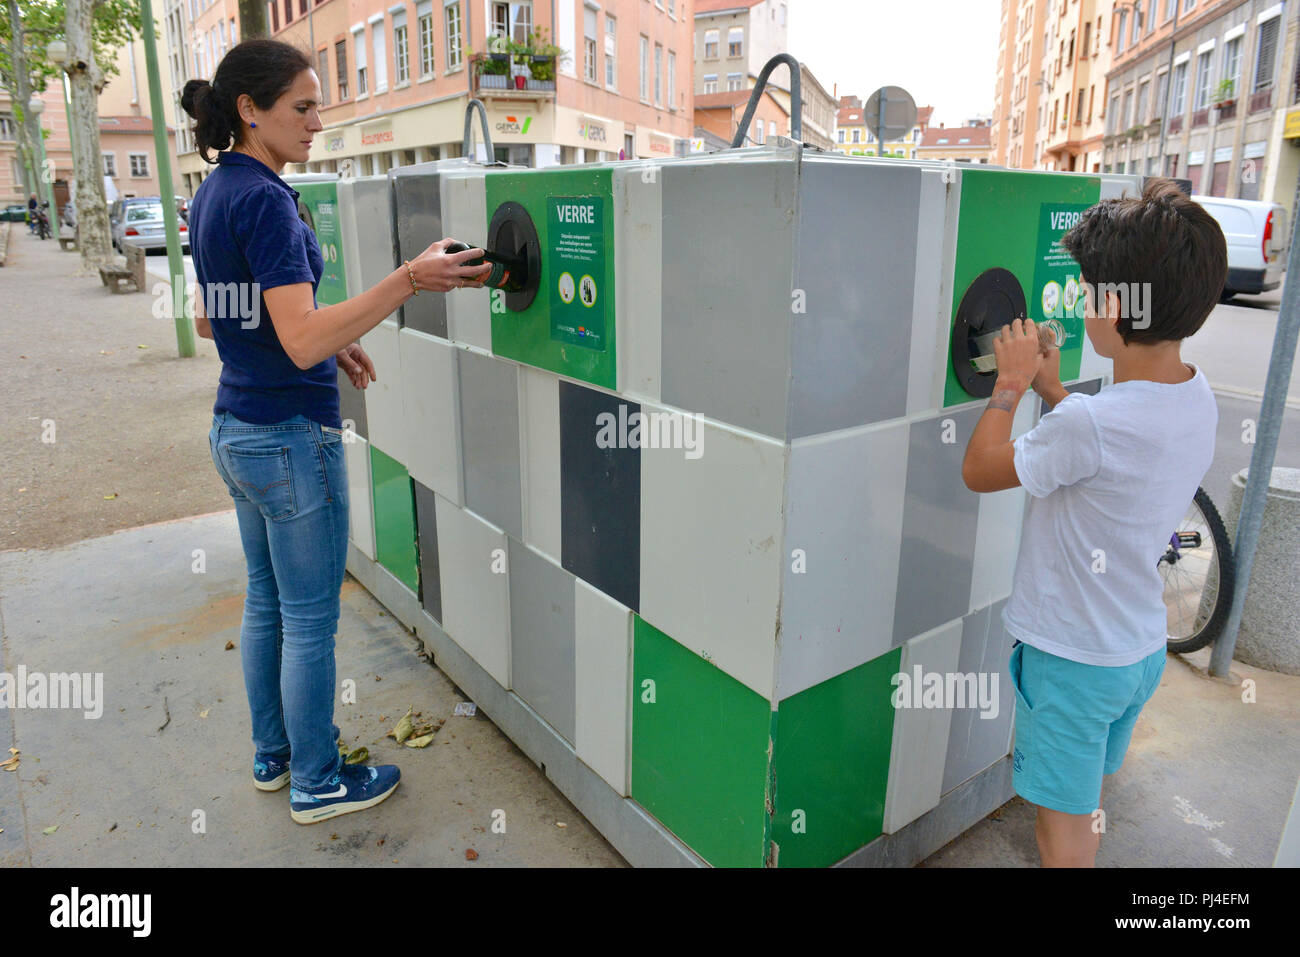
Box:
[906,168,954,416]
[639,408,786,699]
[435,495,511,688]
[399,328,463,505]
[360,318,407,463]
[345,434,376,559]
[574,579,631,796]
[519,366,562,561]
[882,619,963,834]
[967,398,1035,614]
[440,171,492,349]
[615,168,663,402]
[777,418,909,701]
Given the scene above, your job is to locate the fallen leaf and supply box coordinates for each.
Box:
[341,745,368,765]
[108,823,117,832]
[387,707,414,743]
[224,641,235,650]
[555,822,567,829]
[198,709,209,719]
[374,675,382,682]
[137,344,148,349]
[17,488,25,493]
[42,825,58,835]
[403,733,435,749]
[103,493,117,500]
[465,849,478,861]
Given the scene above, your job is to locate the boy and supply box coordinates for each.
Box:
[961,178,1227,867]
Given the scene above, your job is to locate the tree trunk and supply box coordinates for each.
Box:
[237,0,267,40]
[5,0,40,199]
[64,0,112,268]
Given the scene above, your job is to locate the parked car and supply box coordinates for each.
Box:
[1193,194,1288,299]
[109,196,162,248]
[2,204,29,222]
[112,199,190,254]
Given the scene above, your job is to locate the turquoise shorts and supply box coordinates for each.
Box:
[1009,641,1166,815]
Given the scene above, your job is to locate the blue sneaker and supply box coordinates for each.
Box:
[290,763,401,825]
[253,755,291,792]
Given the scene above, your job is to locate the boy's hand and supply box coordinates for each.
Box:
[991,318,1044,393]
[1032,342,1067,403]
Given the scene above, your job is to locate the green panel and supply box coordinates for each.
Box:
[944,168,1100,406]
[294,181,348,306]
[369,445,418,593]
[771,647,902,868]
[485,167,616,390]
[630,615,771,867]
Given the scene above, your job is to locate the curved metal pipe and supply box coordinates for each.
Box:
[463,98,495,162]
[730,53,802,149]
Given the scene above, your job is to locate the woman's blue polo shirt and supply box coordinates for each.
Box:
[189,151,339,428]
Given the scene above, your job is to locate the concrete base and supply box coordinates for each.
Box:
[347,544,1016,868]
[1227,467,1300,675]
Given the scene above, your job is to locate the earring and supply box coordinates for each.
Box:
[250,121,257,128]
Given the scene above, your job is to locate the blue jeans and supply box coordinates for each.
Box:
[209,412,348,789]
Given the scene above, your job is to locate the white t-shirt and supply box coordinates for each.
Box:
[1002,365,1217,666]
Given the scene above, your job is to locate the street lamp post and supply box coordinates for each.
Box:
[25,95,61,242]
[46,40,77,245]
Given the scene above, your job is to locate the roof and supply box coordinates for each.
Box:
[838,102,936,128]
[695,0,765,12]
[100,115,172,135]
[695,89,789,115]
[920,125,991,148]
[917,105,934,126]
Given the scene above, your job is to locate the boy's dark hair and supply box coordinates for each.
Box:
[180,39,312,164]
[1061,177,1227,344]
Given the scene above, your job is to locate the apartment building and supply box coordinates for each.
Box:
[1036,0,1113,172]
[692,0,836,150]
[916,120,994,162]
[0,87,73,208]
[1104,0,1299,204]
[261,0,692,174]
[164,0,241,194]
[992,0,1048,167]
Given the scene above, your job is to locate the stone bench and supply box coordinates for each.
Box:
[99,243,146,294]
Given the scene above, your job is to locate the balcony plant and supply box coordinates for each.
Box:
[1212,78,1236,108]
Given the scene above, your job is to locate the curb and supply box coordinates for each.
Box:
[1211,383,1300,412]
[0,219,10,266]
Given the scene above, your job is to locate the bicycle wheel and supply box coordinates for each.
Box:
[1162,487,1235,654]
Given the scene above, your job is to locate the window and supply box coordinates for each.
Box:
[372,21,388,93]
[837,129,845,143]
[1076,86,1085,122]
[317,48,330,106]
[1136,79,1149,122]
[1082,22,1090,57]
[219,18,227,57]
[1130,6,1141,46]
[393,11,409,84]
[639,35,648,100]
[445,1,463,70]
[1222,36,1241,94]
[1172,61,1187,115]
[354,28,368,95]
[726,72,742,92]
[1117,10,1127,53]
[703,73,717,94]
[0,114,14,140]
[727,26,743,58]
[230,17,237,45]
[102,152,117,176]
[1121,90,1133,128]
[1164,0,1175,21]
[1154,70,1168,119]
[1254,16,1280,93]
[654,43,662,105]
[418,1,435,77]
[1087,84,1095,122]
[1193,52,1212,110]
[1108,93,1120,132]
[852,128,860,143]
[668,50,675,107]
[704,29,718,59]
[282,0,291,25]
[584,7,597,82]
[129,153,150,177]
[336,40,349,99]
[299,0,307,15]
[605,15,617,88]
[490,1,531,43]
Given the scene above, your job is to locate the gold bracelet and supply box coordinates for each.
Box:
[404,259,419,296]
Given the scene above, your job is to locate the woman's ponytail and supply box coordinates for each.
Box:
[181,78,235,163]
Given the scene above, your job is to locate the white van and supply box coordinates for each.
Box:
[1192,195,1288,299]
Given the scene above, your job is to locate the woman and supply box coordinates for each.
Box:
[181,39,491,825]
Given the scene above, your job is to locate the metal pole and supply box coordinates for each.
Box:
[140,0,195,358]
[1155,2,1180,172]
[877,87,887,157]
[1209,164,1300,676]
[30,105,61,242]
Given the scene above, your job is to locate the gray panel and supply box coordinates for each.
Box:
[660,159,795,438]
[1039,376,1103,417]
[508,537,577,744]
[941,597,1016,794]
[348,177,398,296]
[337,367,368,439]
[892,405,983,644]
[790,161,920,437]
[457,349,523,539]
[391,165,447,336]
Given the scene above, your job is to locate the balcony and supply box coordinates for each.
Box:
[1191,108,1209,129]
[1249,89,1273,114]
[1168,114,1183,135]
[470,51,557,101]
[1215,100,1237,121]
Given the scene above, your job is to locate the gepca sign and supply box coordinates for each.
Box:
[578,117,608,143]
[494,114,534,136]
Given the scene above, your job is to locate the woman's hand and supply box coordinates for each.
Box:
[991,318,1044,394]
[407,238,495,293]
[336,342,376,389]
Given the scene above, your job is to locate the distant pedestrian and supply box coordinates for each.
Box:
[181,38,491,825]
[27,193,37,233]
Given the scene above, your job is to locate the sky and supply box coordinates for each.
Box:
[788,0,1004,127]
